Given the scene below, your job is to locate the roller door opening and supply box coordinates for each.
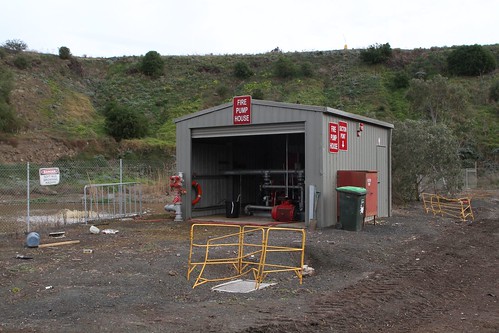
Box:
[191,133,306,222]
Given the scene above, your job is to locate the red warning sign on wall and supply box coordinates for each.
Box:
[233,95,252,125]
[338,121,348,151]
[329,122,339,153]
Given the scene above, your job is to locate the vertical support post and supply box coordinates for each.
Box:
[84,185,88,224]
[27,162,30,232]
[119,159,123,216]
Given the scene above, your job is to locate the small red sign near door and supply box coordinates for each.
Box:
[338,121,348,151]
[329,122,339,153]
[233,95,251,125]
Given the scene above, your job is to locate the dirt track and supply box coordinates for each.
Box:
[1,191,498,332]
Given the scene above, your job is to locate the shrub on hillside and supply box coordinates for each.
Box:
[300,62,313,77]
[140,51,164,78]
[103,102,148,142]
[273,56,297,79]
[360,43,392,65]
[0,102,21,133]
[59,46,71,60]
[391,71,410,89]
[13,55,29,69]
[68,57,83,76]
[490,80,499,102]
[408,51,447,79]
[407,75,469,124]
[447,44,496,76]
[234,61,253,79]
[251,88,264,100]
[0,67,21,132]
[215,84,230,98]
[2,39,27,53]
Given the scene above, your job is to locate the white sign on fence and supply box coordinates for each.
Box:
[39,167,60,186]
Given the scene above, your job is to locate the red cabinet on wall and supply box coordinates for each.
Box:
[337,170,378,220]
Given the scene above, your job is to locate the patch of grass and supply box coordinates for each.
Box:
[8,264,35,274]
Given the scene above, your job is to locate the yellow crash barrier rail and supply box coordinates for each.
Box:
[257,227,306,286]
[188,223,306,289]
[421,193,474,221]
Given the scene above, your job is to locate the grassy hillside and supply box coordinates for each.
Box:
[0,45,498,164]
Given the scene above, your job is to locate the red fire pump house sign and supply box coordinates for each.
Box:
[233,95,251,125]
[329,121,348,153]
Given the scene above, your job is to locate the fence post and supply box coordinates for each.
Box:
[27,162,30,232]
[119,159,123,216]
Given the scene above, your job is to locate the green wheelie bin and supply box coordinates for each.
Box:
[336,186,367,231]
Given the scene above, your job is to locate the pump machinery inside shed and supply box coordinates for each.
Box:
[174,98,393,229]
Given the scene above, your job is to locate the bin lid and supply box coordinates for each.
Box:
[336,186,367,195]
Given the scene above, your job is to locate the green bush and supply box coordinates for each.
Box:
[0,67,21,132]
[300,62,313,77]
[251,88,264,100]
[0,102,21,133]
[360,43,392,65]
[58,46,71,60]
[234,61,253,79]
[0,66,13,101]
[140,51,164,77]
[103,102,148,142]
[408,52,447,79]
[273,56,297,79]
[447,44,496,76]
[490,80,499,102]
[215,84,230,98]
[13,55,29,69]
[391,71,410,89]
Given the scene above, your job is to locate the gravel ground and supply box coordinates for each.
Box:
[0,190,498,332]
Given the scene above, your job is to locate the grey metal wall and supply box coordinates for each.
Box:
[320,110,392,228]
[175,100,392,227]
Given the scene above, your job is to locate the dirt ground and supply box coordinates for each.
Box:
[1,190,498,333]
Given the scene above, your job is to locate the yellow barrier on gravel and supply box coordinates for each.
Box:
[422,193,474,221]
[188,223,306,289]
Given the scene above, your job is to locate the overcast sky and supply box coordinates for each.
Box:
[1,0,497,58]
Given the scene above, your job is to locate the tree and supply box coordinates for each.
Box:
[273,56,296,79]
[360,43,392,65]
[140,51,164,77]
[406,75,469,124]
[233,61,253,79]
[103,102,148,142]
[2,39,28,53]
[59,46,71,60]
[447,44,496,76]
[392,120,462,202]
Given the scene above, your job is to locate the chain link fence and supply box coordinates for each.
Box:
[0,159,176,235]
[462,163,499,190]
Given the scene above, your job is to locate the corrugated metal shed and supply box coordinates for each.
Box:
[174,99,393,228]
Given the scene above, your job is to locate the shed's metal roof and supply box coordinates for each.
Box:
[175,99,394,129]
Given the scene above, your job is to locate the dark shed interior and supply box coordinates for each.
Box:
[191,133,306,221]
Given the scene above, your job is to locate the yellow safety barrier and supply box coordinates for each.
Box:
[421,193,474,221]
[188,223,306,289]
[258,227,306,286]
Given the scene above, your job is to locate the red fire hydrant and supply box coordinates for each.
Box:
[164,172,186,222]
